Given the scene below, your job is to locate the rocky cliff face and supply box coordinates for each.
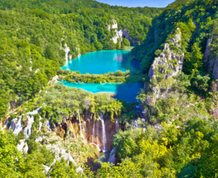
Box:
[147,28,184,103]
[204,35,218,80]
[108,19,137,46]
[149,28,184,80]
[58,112,120,151]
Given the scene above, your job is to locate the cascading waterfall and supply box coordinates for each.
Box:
[84,121,86,134]
[92,122,95,143]
[38,122,42,133]
[115,119,119,133]
[46,120,51,131]
[96,120,99,146]
[9,118,17,131]
[13,116,23,135]
[26,107,41,115]
[37,116,42,133]
[17,139,28,153]
[77,111,84,139]
[108,147,117,165]
[23,115,34,138]
[64,43,70,67]
[91,143,101,152]
[3,117,9,129]
[100,114,107,152]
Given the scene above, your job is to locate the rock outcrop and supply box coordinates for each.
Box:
[204,34,218,80]
[149,28,184,80]
[62,112,120,151]
[147,28,184,103]
[108,19,137,46]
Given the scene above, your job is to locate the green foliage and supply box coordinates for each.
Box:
[39,84,123,124]
[123,38,131,46]
[0,0,160,119]
[132,0,218,76]
[191,74,210,94]
[103,118,218,177]
[59,70,144,83]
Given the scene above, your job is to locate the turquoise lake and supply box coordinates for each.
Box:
[60,81,143,102]
[61,50,143,102]
[61,50,140,74]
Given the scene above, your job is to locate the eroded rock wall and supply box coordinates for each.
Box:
[147,28,184,104]
[204,35,218,80]
[56,112,120,151]
[109,19,137,46]
[148,28,184,80]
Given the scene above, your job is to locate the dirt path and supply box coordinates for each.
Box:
[171,99,203,123]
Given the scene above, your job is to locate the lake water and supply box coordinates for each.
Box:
[61,81,143,102]
[61,50,140,74]
[61,50,143,102]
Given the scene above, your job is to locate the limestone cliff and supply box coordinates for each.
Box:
[204,34,218,80]
[58,112,120,151]
[148,28,184,80]
[147,28,184,103]
[108,19,137,46]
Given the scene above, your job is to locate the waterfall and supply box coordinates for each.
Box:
[26,107,41,115]
[64,43,70,67]
[9,118,17,131]
[91,143,101,152]
[3,117,9,129]
[77,111,84,139]
[13,116,23,135]
[96,121,99,145]
[46,120,51,131]
[23,115,34,138]
[17,139,28,153]
[37,116,42,133]
[115,119,119,133]
[108,147,117,165]
[92,122,95,143]
[101,114,107,152]
[38,122,42,133]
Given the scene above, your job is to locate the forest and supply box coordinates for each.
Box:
[0,0,160,119]
[1,0,218,177]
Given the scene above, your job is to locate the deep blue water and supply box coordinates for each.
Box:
[60,81,143,102]
[61,50,140,74]
[61,50,143,102]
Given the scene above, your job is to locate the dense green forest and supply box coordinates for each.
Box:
[0,0,160,119]
[132,0,218,75]
[1,0,218,177]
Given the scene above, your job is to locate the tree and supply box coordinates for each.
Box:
[123,38,130,46]
[191,74,210,94]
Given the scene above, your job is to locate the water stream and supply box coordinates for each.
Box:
[13,116,23,135]
[64,43,70,68]
[92,122,95,143]
[3,117,9,129]
[23,115,34,138]
[100,114,107,152]
[78,111,84,139]
[9,118,17,131]
[108,147,117,165]
[96,121,99,146]
[115,119,119,133]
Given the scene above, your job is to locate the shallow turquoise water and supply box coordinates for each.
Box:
[61,81,143,102]
[61,50,140,74]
